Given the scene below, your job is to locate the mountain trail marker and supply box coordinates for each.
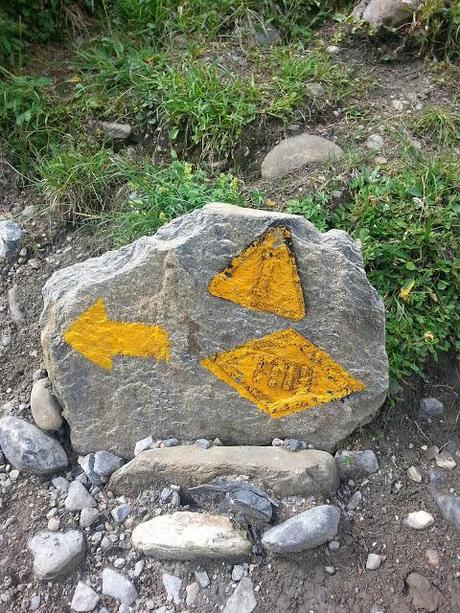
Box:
[41,203,388,457]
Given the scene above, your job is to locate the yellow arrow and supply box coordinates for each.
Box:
[64,298,170,369]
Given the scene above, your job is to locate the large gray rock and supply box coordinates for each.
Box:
[109,446,336,498]
[0,416,68,474]
[41,203,387,457]
[352,0,423,28]
[28,530,85,580]
[261,134,343,179]
[261,504,341,554]
[132,511,252,560]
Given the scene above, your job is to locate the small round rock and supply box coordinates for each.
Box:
[366,553,382,571]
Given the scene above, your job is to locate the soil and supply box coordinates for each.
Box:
[1,23,460,613]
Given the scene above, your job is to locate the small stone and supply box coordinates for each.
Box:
[71,581,100,612]
[366,553,382,570]
[162,573,182,605]
[255,24,280,46]
[99,121,132,140]
[65,481,97,511]
[133,560,144,578]
[305,82,326,99]
[186,581,200,607]
[78,454,101,486]
[30,378,63,431]
[435,452,456,470]
[114,557,126,569]
[194,569,210,588]
[326,45,340,54]
[232,564,245,581]
[366,134,384,150]
[405,510,434,530]
[195,439,211,449]
[132,511,251,560]
[52,476,70,491]
[0,416,67,475]
[28,530,86,580]
[134,435,155,456]
[227,485,273,522]
[0,220,22,263]
[48,517,60,532]
[163,438,179,447]
[22,204,35,218]
[406,572,440,612]
[407,466,422,483]
[328,540,340,551]
[80,508,99,529]
[111,503,132,523]
[335,449,379,480]
[223,577,257,613]
[419,397,444,419]
[425,549,439,567]
[93,450,124,477]
[325,566,336,575]
[261,505,340,554]
[29,595,40,611]
[271,438,284,447]
[283,438,308,452]
[102,568,138,605]
[8,284,24,324]
[435,493,460,529]
[347,490,362,511]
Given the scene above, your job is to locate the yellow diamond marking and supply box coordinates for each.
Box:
[201,329,365,418]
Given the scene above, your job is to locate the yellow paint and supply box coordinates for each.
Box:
[201,329,365,418]
[208,227,305,320]
[64,298,170,369]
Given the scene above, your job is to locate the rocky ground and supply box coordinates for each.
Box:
[1,3,460,612]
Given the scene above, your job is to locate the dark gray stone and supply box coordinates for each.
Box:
[41,204,388,457]
[0,220,22,263]
[419,397,444,419]
[435,494,460,530]
[227,486,273,522]
[0,416,67,475]
[335,449,379,480]
[261,505,341,554]
[93,450,124,477]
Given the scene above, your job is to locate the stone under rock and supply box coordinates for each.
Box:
[93,450,124,477]
[109,446,337,498]
[261,134,343,179]
[41,203,387,456]
[131,511,251,560]
[0,416,67,475]
[28,530,86,580]
[30,378,63,431]
[434,494,460,530]
[65,480,97,511]
[261,505,340,554]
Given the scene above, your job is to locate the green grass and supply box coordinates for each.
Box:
[287,153,460,382]
[410,104,460,146]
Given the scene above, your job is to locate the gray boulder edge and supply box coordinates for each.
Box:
[108,446,337,498]
[41,203,388,457]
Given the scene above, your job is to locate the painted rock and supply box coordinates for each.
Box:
[41,203,388,457]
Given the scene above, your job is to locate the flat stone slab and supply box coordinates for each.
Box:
[132,511,251,560]
[261,134,343,179]
[108,446,337,498]
[41,203,387,457]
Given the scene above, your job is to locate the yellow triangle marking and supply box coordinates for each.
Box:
[201,329,365,419]
[208,227,306,320]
